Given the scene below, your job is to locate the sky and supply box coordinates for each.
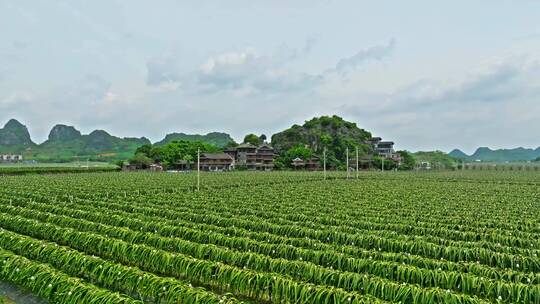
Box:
[1,1,540,153]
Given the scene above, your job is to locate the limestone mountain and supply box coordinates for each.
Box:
[0,119,151,162]
[448,149,469,159]
[36,127,151,161]
[47,124,82,142]
[449,147,540,162]
[271,115,372,167]
[0,119,35,151]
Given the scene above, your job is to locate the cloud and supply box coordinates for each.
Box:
[153,38,389,96]
[330,38,396,75]
[334,56,540,152]
[392,57,539,111]
[192,48,322,95]
[146,52,181,86]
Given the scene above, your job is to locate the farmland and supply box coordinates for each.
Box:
[0,171,538,303]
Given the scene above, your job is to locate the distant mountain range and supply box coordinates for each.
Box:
[0,119,234,162]
[449,147,540,162]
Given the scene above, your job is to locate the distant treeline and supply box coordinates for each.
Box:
[0,166,119,176]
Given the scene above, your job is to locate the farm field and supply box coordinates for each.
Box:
[0,162,118,176]
[0,171,538,303]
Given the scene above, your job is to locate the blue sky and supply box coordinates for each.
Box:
[1,1,540,153]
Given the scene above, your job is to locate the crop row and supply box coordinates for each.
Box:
[0,204,538,303]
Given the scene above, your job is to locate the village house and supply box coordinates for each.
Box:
[0,154,23,162]
[225,143,276,171]
[291,155,321,170]
[199,153,235,171]
[368,137,402,164]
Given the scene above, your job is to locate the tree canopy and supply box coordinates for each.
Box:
[131,140,219,169]
[243,134,262,146]
[271,115,372,168]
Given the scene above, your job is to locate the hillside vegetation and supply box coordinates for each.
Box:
[271,115,372,168]
[0,119,235,162]
[450,147,540,162]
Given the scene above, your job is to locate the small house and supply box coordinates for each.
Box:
[199,153,235,171]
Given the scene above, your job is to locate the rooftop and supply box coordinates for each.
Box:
[201,153,234,160]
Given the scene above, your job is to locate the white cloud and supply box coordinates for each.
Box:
[187,45,322,96]
[334,55,540,152]
[146,51,181,86]
[330,38,396,75]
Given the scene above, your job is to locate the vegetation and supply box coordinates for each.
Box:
[0,171,538,303]
[155,132,235,147]
[0,119,36,153]
[131,140,220,169]
[397,150,415,170]
[449,147,540,162]
[0,166,119,176]
[271,115,372,168]
[242,133,263,146]
[274,145,313,169]
[413,150,458,169]
[0,119,234,163]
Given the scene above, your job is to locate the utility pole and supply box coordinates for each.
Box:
[356,146,359,179]
[323,147,327,180]
[197,148,200,192]
[346,147,349,179]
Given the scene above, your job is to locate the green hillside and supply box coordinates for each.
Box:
[413,151,459,169]
[271,115,372,167]
[155,132,235,147]
[0,120,150,162]
[449,147,540,162]
[0,119,36,153]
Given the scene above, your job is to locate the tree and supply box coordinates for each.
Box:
[128,153,153,169]
[113,160,125,169]
[397,150,416,170]
[277,145,313,169]
[372,156,397,171]
[259,134,267,143]
[243,134,261,146]
[271,115,372,168]
[132,140,219,169]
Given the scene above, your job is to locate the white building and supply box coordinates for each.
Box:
[0,154,23,162]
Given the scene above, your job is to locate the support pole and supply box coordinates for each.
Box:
[323,147,327,180]
[381,157,384,172]
[356,146,359,179]
[346,147,349,179]
[197,148,200,192]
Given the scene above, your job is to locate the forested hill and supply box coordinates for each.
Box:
[271,115,373,165]
[450,147,540,162]
[0,119,234,162]
[0,119,36,153]
[155,132,234,147]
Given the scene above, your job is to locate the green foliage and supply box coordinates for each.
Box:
[128,153,153,169]
[0,119,35,149]
[0,166,118,175]
[413,150,458,169]
[0,171,539,303]
[397,150,416,170]
[135,140,219,169]
[271,115,372,168]
[277,145,313,169]
[155,132,235,147]
[372,156,397,170]
[243,133,262,146]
